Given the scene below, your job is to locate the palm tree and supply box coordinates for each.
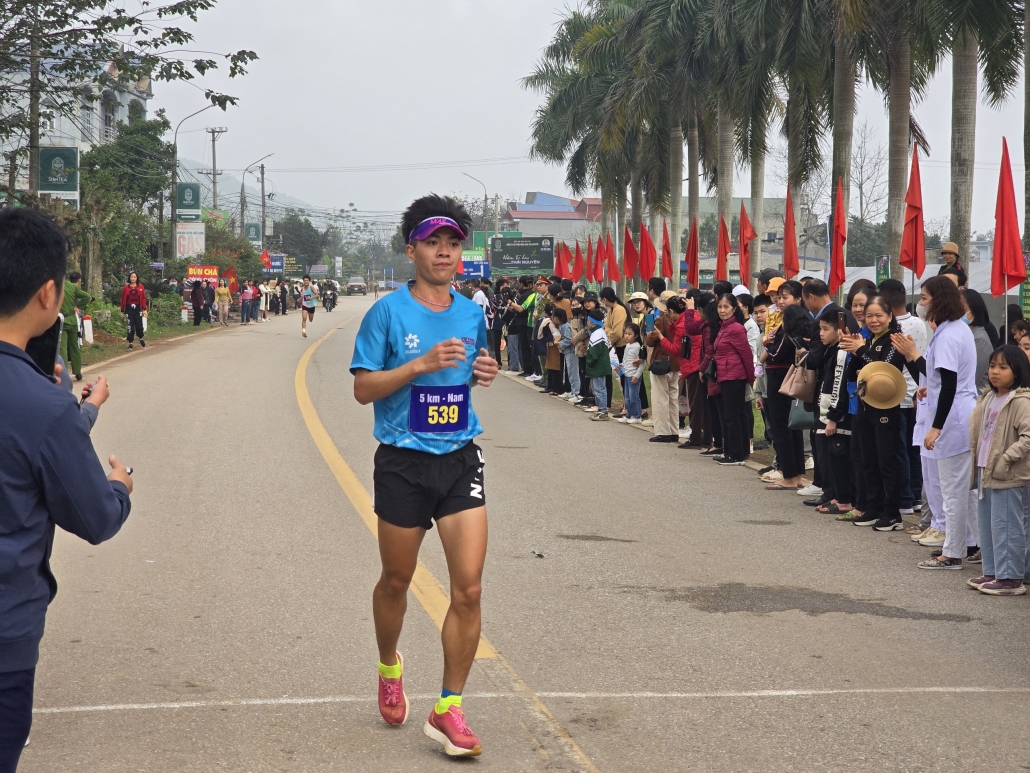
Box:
[939,0,1022,261]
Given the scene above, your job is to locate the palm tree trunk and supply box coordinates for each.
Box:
[630,166,643,244]
[717,100,734,222]
[886,35,912,280]
[669,119,684,289]
[786,89,803,264]
[951,29,977,268]
[687,108,700,246]
[750,152,765,288]
[832,39,856,263]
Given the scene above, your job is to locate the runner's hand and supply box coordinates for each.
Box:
[108,455,133,494]
[417,338,467,374]
[473,348,499,387]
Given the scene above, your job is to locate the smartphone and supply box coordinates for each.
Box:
[645,314,655,333]
[837,311,848,334]
[25,314,63,379]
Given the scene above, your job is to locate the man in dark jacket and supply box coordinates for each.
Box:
[0,208,133,769]
[191,280,206,326]
[202,279,215,322]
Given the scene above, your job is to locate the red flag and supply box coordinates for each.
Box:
[738,203,757,286]
[555,243,568,279]
[639,222,657,279]
[716,214,731,282]
[685,217,699,287]
[830,177,848,295]
[572,242,584,282]
[563,242,574,278]
[224,266,239,295]
[992,137,1026,296]
[783,187,799,279]
[260,249,271,269]
[623,225,639,279]
[457,257,465,276]
[584,239,594,283]
[594,236,605,282]
[661,220,673,279]
[606,232,621,282]
[899,147,926,279]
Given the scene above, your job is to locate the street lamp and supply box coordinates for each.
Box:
[462,171,488,247]
[239,153,273,242]
[170,104,215,244]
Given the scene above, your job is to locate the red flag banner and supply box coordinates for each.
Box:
[606,232,621,282]
[899,147,926,279]
[738,203,757,286]
[639,223,657,279]
[572,242,584,282]
[830,177,848,295]
[661,220,673,279]
[716,214,731,282]
[783,187,799,279]
[224,266,239,295]
[623,225,639,279]
[595,236,606,282]
[686,217,699,288]
[992,137,1027,296]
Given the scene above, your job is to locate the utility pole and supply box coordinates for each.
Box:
[260,164,266,251]
[494,194,499,236]
[27,26,40,192]
[205,127,227,207]
[157,190,164,262]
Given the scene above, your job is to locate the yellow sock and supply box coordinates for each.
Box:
[435,693,462,714]
[377,660,401,680]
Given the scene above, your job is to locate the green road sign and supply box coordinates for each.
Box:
[244,222,261,242]
[38,147,78,193]
[490,236,554,275]
[473,231,521,250]
[176,183,202,221]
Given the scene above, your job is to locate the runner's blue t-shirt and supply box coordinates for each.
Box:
[350,286,489,455]
[301,285,317,308]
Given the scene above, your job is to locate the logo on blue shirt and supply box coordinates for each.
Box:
[404,333,420,353]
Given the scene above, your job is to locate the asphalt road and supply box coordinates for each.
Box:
[20,295,1030,772]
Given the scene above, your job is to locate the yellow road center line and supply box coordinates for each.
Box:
[294,318,496,660]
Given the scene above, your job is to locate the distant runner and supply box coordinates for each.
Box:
[350,195,498,757]
[299,275,318,338]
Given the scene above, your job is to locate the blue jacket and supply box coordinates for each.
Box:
[0,341,131,673]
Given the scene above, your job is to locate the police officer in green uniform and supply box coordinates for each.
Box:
[60,271,92,381]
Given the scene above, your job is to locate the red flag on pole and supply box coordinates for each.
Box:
[560,243,572,279]
[639,222,657,279]
[783,187,799,279]
[685,217,699,287]
[661,220,673,279]
[260,249,271,269]
[738,203,757,286]
[595,236,606,282]
[584,239,594,283]
[992,137,1026,296]
[829,177,848,295]
[224,266,239,295]
[623,225,639,279]
[716,214,731,282]
[572,242,584,282]
[606,232,621,282]
[899,147,926,279]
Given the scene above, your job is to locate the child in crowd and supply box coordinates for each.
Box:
[584,309,614,421]
[752,294,772,454]
[967,345,1030,595]
[556,307,580,402]
[544,307,566,396]
[619,323,644,424]
[815,315,855,517]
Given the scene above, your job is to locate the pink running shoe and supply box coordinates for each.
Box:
[377,652,409,726]
[424,705,482,757]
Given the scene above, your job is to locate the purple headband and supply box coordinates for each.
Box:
[408,216,467,243]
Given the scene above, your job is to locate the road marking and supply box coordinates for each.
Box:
[35,686,1030,715]
[295,318,601,773]
[293,318,495,659]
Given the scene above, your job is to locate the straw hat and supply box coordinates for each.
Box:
[856,362,907,410]
[627,291,652,308]
[940,242,960,258]
[654,289,678,312]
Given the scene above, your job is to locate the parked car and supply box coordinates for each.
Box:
[346,277,367,296]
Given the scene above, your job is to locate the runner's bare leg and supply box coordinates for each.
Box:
[373,519,427,665]
[436,507,488,693]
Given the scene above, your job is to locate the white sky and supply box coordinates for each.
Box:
[152,0,1026,233]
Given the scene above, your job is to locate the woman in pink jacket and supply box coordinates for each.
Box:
[707,293,756,465]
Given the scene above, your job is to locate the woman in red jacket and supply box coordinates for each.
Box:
[120,271,148,350]
[708,293,755,465]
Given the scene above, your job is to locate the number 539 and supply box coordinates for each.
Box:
[427,405,460,424]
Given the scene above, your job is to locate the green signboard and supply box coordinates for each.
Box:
[1021,253,1030,320]
[875,255,891,285]
[38,147,78,193]
[244,222,261,242]
[472,231,521,250]
[203,207,229,228]
[490,236,554,275]
[175,183,202,222]
[698,269,741,287]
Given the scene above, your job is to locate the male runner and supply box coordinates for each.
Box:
[350,194,498,757]
[299,275,319,337]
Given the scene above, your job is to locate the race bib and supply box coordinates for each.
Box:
[409,385,470,433]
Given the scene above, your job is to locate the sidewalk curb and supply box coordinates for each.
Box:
[80,321,228,375]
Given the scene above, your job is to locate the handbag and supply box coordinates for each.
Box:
[703,358,716,382]
[788,399,818,430]
[778,348,817,403]
[649,357,671,376]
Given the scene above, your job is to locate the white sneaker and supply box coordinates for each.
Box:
[761,470,783,482]
[523,374,536,381]
[627,418,643,424]
[641,419,654,427]
[917,528,947,547]
[911,527,932,543]
[618,417,630,423]
[797,485,822,497]
[584,406,600,413]
[530,375,543,382]
[568,396,582,403]
[899,507,914,515]
[804,455,815,470]
[678,428,691,439]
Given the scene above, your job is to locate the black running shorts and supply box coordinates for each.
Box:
[303,305,316,316]
[373,441,486,530]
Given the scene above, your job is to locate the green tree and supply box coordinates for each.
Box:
[275,211,326,272]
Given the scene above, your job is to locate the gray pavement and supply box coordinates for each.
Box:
[20,295,1030,772]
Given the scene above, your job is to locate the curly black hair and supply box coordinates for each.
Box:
[401,194,473,243]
